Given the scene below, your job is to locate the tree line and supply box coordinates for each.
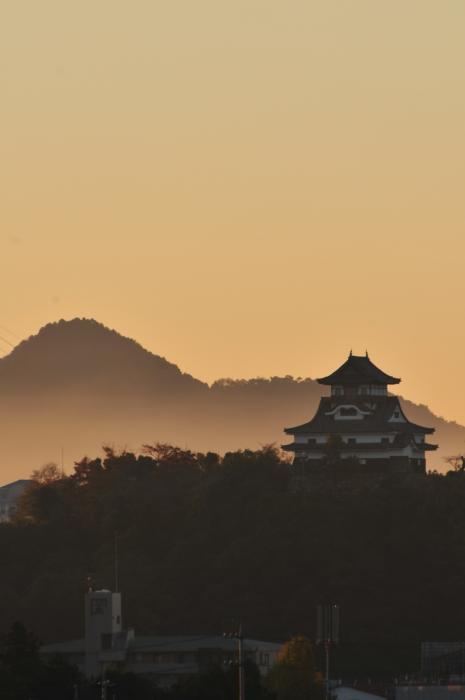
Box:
[2,445,465,682]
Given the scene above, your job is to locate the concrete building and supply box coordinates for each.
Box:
[0,479,32,522]
[41,588,281,687]
[282,353,437,473]
[395,686,465,700]
[421,642,465,682]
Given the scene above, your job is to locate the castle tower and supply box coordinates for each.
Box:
[282,353,437,473]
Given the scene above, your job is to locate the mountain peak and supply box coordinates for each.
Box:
[0,318,206,394]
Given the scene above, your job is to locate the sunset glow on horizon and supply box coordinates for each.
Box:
[2,1,465,423]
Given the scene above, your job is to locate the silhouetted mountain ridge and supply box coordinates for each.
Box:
[0,318,462,479]
[0,318,206,396]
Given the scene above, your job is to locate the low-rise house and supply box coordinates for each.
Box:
[41,589,281,687]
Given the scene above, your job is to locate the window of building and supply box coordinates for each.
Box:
[356,385,387,396]
[381,437,389,445]
[347,438,356,445]
[332,386,344,396]
[340,407,357,417]
[101,633,113,650]
[90,598,108,615]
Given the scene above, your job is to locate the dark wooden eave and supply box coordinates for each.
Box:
[285,397,435,435]
[282,440,438,453]
[317,353,401,386]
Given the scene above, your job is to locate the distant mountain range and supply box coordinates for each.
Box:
[0,318,462,480]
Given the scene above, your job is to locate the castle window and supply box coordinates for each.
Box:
[332,386,344,396]
[359,385,370,395]
[340,407,357,417]
[347,438,356,445]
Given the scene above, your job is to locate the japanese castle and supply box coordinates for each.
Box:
[282,352,437,473]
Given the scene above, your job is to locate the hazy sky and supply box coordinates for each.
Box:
[1,1,465,422]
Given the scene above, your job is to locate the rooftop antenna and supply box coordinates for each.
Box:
[114,532,119,593]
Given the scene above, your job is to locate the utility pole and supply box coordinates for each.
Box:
[114,531,119,593]
[224,623,245,700]
[325,640,331,700]
[100,664,114,700]
[317,604,340,700]
[238,623,245,700]
[100,665,107,700]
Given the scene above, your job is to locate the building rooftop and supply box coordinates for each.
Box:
[0,479,32,497]
[317,353,401,386]
[283,439,438,453]
[131,635,281,653]
[284,397,435,436]
[41,635,282,656]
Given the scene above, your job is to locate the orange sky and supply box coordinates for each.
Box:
[1,1,465,423]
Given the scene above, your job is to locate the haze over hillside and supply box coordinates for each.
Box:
[0,318,462,481]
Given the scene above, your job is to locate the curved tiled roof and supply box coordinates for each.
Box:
[317,354,400,386]
[285,397,435,435]
[282,440,438,453]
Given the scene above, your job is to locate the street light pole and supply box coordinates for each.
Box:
[325,641,331,700]
[238,624,245,700]
[224,623,245,700]
[317,604,340,700]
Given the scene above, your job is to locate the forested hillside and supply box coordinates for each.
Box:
[3,446,465,677]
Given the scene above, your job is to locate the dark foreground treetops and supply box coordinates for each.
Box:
[2,445,465,678]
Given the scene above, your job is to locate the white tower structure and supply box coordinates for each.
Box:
[84,589,123,678]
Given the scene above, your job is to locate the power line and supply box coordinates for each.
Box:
[0,334,14,348]
[0,324,20,341]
